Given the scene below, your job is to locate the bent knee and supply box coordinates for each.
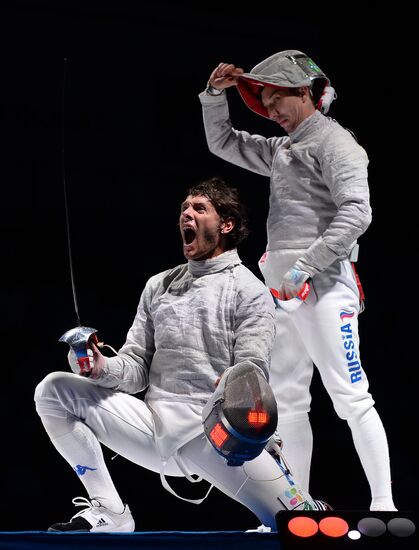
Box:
[334,393,375,422]
[34,371,76,402]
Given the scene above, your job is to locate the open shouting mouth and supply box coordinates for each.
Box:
[183,227,196,245]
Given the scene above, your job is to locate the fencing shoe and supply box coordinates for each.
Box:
[311,499,333,511]
[48,496,135,532]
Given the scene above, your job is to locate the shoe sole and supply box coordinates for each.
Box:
[48,521,135,533]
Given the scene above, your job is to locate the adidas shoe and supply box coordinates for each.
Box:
[310,499,333,511]
[48,496,135,532]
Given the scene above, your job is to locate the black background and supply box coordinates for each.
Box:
[0,1,416,532]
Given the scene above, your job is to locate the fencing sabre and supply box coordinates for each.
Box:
[57,58,102,376]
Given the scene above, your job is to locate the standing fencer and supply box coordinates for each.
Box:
[34,177,328,533]
[198,51,396,512]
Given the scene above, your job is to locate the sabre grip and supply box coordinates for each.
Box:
[74,334,101,376]
[59,327,102,377]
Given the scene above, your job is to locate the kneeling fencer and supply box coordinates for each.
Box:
[34,177,329,533]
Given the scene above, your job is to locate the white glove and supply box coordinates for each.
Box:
[265,431,284,463]
[67,343,105,378]
[278,261,311,299]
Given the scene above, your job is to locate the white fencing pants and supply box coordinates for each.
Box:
[34,371,317,530]
[266,254,395,509]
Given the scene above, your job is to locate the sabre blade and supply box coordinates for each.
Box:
[61,56,81,327]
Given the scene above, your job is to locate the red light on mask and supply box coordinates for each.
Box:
[248,410,269,425]
[210,423,229,448]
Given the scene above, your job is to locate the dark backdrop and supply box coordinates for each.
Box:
[0,1,416,531]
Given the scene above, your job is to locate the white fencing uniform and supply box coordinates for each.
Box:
[199,88,396,511]
[35,249,319,530]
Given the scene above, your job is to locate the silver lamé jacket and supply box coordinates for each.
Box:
[199,92,372,276]
[94,249,276,407]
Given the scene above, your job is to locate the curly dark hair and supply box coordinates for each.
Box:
[186,177,250,250]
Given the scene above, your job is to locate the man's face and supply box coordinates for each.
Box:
[179,194,228,261]
[261,85,312,133]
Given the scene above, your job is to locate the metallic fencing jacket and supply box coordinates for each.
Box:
[199,92,372,276]
[94,250,276,406]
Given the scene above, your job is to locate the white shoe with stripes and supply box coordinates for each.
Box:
[48,496,135,532]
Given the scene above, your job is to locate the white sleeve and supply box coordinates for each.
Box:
[298,129,372,275]
[199,91,285,177]
[91,281,155,393]
[232,270,276,381]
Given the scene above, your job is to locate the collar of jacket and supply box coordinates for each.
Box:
[187,249,241,277]
[289,110,324,144]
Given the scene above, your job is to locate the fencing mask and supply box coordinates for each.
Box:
[202,363,278,466]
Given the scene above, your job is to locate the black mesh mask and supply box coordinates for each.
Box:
[202,364,277,466]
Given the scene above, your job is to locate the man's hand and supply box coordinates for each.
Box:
[278,262,311,300]
[208,63,244,90]
[68,341,105,378]
[89,342,105,379]
[214,366,235,389]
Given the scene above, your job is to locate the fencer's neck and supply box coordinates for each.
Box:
[187,249,241,277]
[289,110,322,143]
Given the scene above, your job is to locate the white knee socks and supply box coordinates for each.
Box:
[38,412,125,514]
[348,407,396,511]
[276,414,313,493]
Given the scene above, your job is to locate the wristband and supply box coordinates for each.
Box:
[206,83,225,96]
